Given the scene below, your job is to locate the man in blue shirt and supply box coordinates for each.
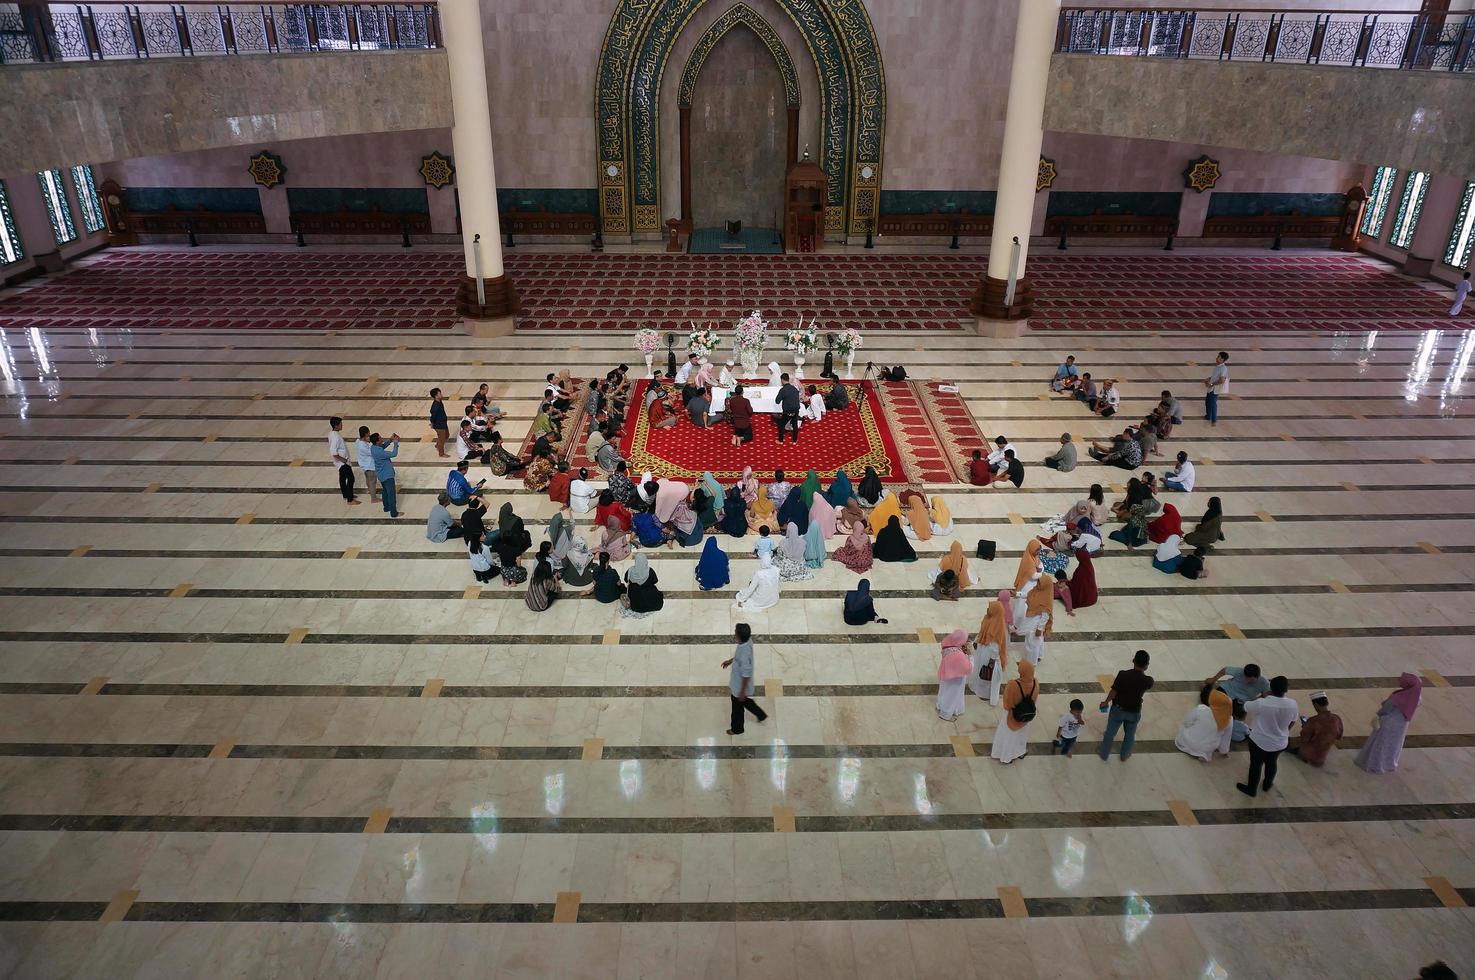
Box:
[1210,664,1270,704]
[429,387,449,459]
[370,432,401,518]
[446,460,484,505]
[1051,355,1080,392]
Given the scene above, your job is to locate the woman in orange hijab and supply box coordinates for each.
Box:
[1010,539,1043,627]
[968,600,1009,705]
[991,660,1038,764]
[1020,575,1055,666]
[902,494,934,541]
[932,540,973,591]
[867,493,902,537]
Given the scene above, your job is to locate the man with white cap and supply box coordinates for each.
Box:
[1290,691,1343,768]
[719,360,737,389]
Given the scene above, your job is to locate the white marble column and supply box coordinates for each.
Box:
[973,0,1060,325]
[442,0,516,330]
[1403,174,1465,280]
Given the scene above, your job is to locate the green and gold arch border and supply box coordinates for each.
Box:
[596,0,885,236]
[678,3,800,108]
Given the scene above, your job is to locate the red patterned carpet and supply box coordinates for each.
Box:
[532,379,982,484]
[1,249,1464,331]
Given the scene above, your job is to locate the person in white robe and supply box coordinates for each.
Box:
[1174,683,1234,762]
[767,362,783,388]
[732,552,782,611]
[968,601,1010,705]
[569,468,600,515]
[1016,577,1054,667]
[936,630,972,722]
[634,470,656,508]
[719,360,738,389]
[990,661,1038,764]
[801,388,826,422]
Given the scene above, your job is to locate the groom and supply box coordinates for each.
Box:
[775,372,802,444]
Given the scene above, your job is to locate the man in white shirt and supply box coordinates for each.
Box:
[569,467,600,515]
[1163,451,1196,492]
[719,360,738,389]
[675,353,700,385]
[455,420,490,465]
[1205,351,1230,427]
[986,435,1015,475]
[328,417,359,506]
[1092,379,1120,418]
[1237,675,1299,798]
[354,424,378,504]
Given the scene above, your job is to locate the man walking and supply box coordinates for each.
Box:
[429,387,450,458]
[370,431,401,518]
[775,373,802,444]
[1237,675,1299,798]
[1098,649,1154,761]
[328,416,358,506]
[1205,351,1230,427]
[723,623,768,735]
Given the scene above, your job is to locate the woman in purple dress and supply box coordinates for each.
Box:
[1354,673,1422,774]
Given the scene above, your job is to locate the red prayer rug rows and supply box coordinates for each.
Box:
[525,378,984,485]
[1,249,1465,331]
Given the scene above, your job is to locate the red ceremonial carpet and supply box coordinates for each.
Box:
[535,378,984,485]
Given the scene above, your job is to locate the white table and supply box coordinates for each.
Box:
[709,385,783,414]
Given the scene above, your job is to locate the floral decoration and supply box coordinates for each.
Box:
[687,322,721,357]
[634,326,660,354]
[733,310,768,357]
[834,327,864,356]
[785,319,818,355]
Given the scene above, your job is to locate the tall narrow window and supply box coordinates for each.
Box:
[1361,166,1396,238]
[70,165,104,235]
[37,168,76,245]
[1446,180,1475,270]
[1389,170,1430,250]
[0,181,22,265]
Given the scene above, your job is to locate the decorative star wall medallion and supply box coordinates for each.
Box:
[247,151,286,189]
[420,151,455,189]
[1036,156,1057,192]
[1183,155,1222,192]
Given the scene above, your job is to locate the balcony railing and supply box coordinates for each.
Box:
[0,1,440,64]
[1056,7,1475,72]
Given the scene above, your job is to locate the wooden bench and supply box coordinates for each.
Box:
[1202,210,1339,241]
[500,209,597,242]
[1045,210,1177,250]
[126,206,266,237]
[877,209,993,245]
[291,206,431,236]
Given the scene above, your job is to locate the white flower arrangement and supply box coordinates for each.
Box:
[834,327,864,357]
[634,326,660,355]
[733,311,768,356]
[687,321,721,358]
[785,317,818,355]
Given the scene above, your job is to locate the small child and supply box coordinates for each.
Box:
[1053,699,1085,756]
[930,569,961,602]
[754,525,774,561]
[1230,700,1249,743]
[1052,569,1075,616]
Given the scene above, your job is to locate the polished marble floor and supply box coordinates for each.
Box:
[0,249,1473,978]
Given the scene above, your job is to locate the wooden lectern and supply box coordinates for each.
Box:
[785,153,826,253]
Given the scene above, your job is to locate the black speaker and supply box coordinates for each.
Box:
[976,539,996,561]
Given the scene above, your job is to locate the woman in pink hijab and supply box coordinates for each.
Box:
[739,466,759,505]
[1354,672,1422,774]
[809,495,838,537]
[652,478,689,524]
[936,630,973,721]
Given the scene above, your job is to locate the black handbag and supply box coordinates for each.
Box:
[976,538,996,561]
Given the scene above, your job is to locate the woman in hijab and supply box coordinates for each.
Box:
[969,601,1009,705]
[837,497,865,533]
[620,553,663,618]
[991,660,1038,765]
[902,494,934,542]
[1152,533,1183,574]
[842,578,887,625]
[652,478,689,524]
[803,520,827,569]
[873,516,917,563]
[635,470,657,508]
[692,486,719,530]
[598,515,632,562]
[1019,575,1054,666]
[936,630,974,722]
[595,489,632,532]
[740,466,760,505]
[497,502,532,558]
[1063,484,1111,528]
[1147,503,1183,544]
[856,466,884,507]
[748,491,775,533]
[1070,516,1104,555]
[776,485,810,535]
[721,486,749,537]
[1068,548,1098,610]
[1183,496,1225,553]
[833,520,873,573]
[774,523,815,581]
[525,560,559,612]
[809,495,838,538]
[797,469,823,509]
[767,361,783,387]
[733,551,781,611]
[1175,683,1233,763]
[867,493,902,536]
[547,513,572,563]
[1355,673,1422,773]
[695,536,730,590]
[560,534,595,588]
[930,540,973,590]
[825,470,854,509]
[1012,539,1044,625]
[929,496,953,536]
[632,509,667,549]
[671,497,704,548]
[701,472,725,519]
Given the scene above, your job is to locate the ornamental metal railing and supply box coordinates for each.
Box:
[1056,7,1475,72]
[0,1,439,64]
